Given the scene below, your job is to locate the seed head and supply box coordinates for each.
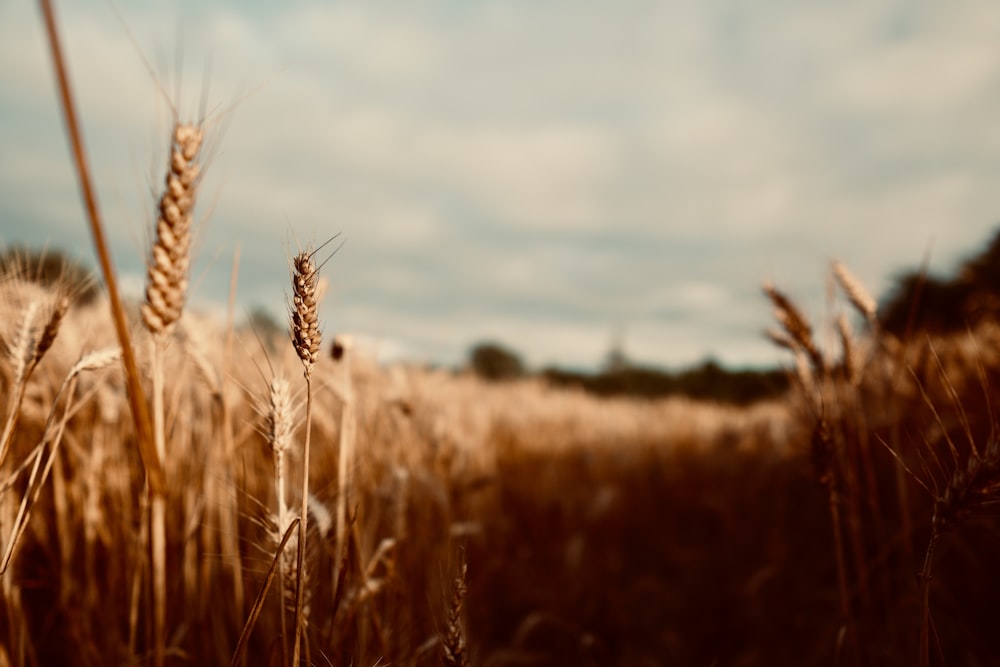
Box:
[290,250,321,376]
[142,122,203,335]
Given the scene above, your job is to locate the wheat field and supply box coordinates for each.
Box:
[4,3,1000,666]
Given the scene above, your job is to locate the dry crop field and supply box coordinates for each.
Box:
[5,5,1000,667]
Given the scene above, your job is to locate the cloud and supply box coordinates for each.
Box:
[3,0,1000,371]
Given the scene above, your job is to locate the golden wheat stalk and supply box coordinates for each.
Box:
[0,292,69,468]
[831,260,877,327]
[290,244,322,667]
[265,373,296,659]
[290,250,321,376]
[762,282,825,373]
[442,556,469,667]
[836,313,861,386]
[0,347,121,573]
[142,123,202,336]
[142,120,203,667]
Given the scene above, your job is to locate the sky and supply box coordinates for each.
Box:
[2,1,1000,371]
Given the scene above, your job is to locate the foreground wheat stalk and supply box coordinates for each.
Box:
[290,244,322,666]
[764,279,863,663]
[142,121,203,667]
[37,0,163,496]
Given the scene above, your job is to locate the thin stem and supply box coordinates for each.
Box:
[292,375,313,665]
[231,518,300,667]
[37,0,164,495]
[150,337,167,667]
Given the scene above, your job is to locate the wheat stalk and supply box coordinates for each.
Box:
[264,373,296,659]
[442,556,469,667]
[141,123,202,336]
[836,313,861,386]
[0,288,70,469]
[142,120,203,667]
[290,244,323,667]
[290,250,321,376]
[763,282,825,374]
[0,346,120,573]
[832,260,877,327]
[918,435,1000,666]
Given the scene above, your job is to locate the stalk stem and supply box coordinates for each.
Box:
[291,375,313,665]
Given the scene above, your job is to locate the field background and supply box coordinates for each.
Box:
[3,234,1000,666]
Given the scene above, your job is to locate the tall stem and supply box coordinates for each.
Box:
[150,338,167,667]
[37,0,163,496]
[292,376,313,665]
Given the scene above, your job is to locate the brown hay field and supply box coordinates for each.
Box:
[7,242,1000,667]
[6,5,1000,666]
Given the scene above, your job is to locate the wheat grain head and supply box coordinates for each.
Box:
[141,123,203,336]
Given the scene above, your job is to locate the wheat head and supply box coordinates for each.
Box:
[141,123,203,336]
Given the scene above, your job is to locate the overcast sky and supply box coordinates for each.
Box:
[2,1,1000,370]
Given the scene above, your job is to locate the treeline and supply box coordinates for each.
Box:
[540,359,790,405]
[880,226,1000,336]
[467,341,789,405]
[469,224,1000,404]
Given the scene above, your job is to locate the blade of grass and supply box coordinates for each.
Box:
[37,0,164,495]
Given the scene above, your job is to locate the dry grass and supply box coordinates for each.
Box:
[3,275,1000,665]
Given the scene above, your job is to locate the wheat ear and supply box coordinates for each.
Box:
[142,120,203,667]
[0,286,69,469]
[290,246,321,667]
[831,260,877,327]
[763,282,824,373]
[142,123,202,336]
[442,555,469,667]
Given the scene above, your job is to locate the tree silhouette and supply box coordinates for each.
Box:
[880,225,1000,337]
[468,341,525,381]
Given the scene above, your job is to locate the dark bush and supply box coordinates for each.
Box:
[469,341,525,381]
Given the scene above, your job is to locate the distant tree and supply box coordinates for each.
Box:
[879,226,1000,338]
[0,245,99,304]
[543,357,787,404]
[880,272,969,337]
[469,341,525,381]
